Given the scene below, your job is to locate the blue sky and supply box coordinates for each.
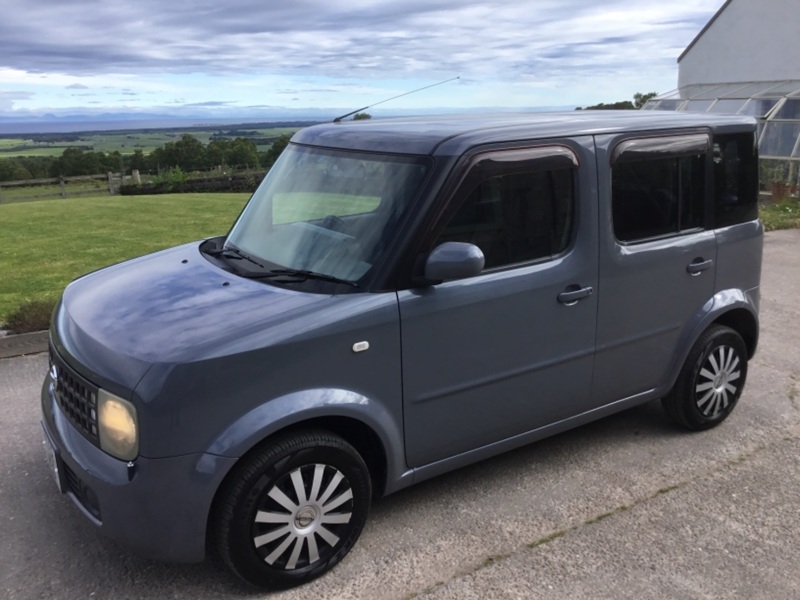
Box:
[0,0,724,121]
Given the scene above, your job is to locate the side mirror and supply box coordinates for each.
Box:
[424,242,485,282]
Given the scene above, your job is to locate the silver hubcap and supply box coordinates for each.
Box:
[253,464,353,570]
[695,345,741,417]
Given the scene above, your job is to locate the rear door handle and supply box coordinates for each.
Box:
[687,258,713,276]
[558,286,593,306]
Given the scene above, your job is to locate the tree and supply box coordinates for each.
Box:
[576,100,635,111]
[634,92,658,109]
[263,134,292,167]
[576,91,659,111]
[206,139,230,168]
[0,159,32,182]
[353,112,372,120]
[227,138,259,169]
[158,134,207,172]
[101,151,123,173]
[49,148,101,176]
[127,149,147,173]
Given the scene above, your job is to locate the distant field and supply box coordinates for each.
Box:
[0,126,301,159]
[0,193,249,323]
[0,179,108,202]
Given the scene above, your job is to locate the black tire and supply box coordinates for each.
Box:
[214,431,371,589]
[662,325,748,431]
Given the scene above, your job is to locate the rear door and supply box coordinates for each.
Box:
[398,139,599,468]
[592,132,717,404]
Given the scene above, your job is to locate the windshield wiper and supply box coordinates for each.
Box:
[207,245,265,269]
[242,268,358,288]
[204,242,358,287]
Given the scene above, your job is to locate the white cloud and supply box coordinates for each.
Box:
[0,0,723,118]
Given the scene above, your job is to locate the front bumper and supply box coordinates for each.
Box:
[40,375,237,563]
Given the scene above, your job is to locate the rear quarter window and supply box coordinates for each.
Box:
[713,133,759,227]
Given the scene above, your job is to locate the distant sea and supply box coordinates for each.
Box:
[0,118,316,135]
[0,106,574,135]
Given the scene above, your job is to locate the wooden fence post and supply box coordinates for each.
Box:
[107,172,114,195]
[59,177,66,198]
[132,169,141,185]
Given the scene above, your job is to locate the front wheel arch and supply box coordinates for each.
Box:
[212,429,372,588]
[207,415,388,552]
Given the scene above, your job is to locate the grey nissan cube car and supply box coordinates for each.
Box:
[41,111,762,589]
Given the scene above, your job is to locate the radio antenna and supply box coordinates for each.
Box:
[333,76,460,122]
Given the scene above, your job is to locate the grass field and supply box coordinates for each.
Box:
[0,193,249,325]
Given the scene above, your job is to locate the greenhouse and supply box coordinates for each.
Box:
[643,81,800,193]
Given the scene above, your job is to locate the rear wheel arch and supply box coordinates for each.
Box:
[713,308,758,359]
[662,323,748,430]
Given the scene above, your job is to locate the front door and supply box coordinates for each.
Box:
[399,140,599,467]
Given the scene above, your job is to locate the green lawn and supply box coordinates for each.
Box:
[0,193,249,325]
[760,200,800,231]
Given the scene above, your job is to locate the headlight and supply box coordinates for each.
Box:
[97,389,139,461]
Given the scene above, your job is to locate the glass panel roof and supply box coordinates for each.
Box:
[709,83,753,98]
[773,99,800,120]
[653,99,686,111]
[719,81,786,98]
[739,98,780,118]
[684,100,715,112]
[650,81,800,162]
[760,122,800,158]
[708,99,747,113]
[689,84,737,100]
[657,89,682,100]
[755,81,800,97]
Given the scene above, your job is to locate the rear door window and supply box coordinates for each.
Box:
[611,134,708,243]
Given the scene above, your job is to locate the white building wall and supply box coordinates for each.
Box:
[678,0,800,87]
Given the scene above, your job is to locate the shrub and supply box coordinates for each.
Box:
[152,166,189,189]
[4,298,56,333]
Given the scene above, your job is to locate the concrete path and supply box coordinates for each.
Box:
[1,230,798,599]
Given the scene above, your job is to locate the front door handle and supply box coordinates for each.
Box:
[687,258,713,276]
[558,286,593,306]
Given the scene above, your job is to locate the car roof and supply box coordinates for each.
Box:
[291,111,756,156]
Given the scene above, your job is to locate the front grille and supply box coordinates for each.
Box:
[50,348,100,447]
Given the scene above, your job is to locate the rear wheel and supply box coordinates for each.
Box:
[214,431,371,589]
[662,325,748,431]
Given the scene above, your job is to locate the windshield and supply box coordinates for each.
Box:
[225,144,431,285]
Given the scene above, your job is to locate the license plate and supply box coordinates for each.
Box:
[42,430,65,494]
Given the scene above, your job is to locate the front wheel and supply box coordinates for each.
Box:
[662,325,748,431]
[214,431,371,589]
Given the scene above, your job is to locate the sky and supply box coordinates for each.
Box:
[0,0,725,123]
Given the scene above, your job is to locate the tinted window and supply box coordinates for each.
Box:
[713,134,758,227]
[436,166,574,270]
[612,146,706,242]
